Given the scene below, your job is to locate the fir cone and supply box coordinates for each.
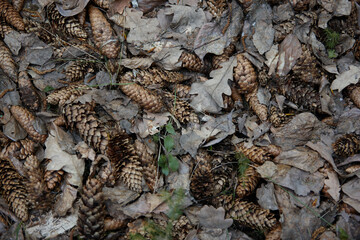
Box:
[258,68,270,87]
[236,166,260,199]
[245,90,268,121]
[211,194,234,211]
[265,223,282,240]
[134,140,157,192]
[179,52,204,73]
[63,102,109,154]
[264,144,282,157]
[0,139,37,160]
[349,86,360,109]
[190,150,214,200]
[12,0,24,11]
[18,71,40,112]
[332,133,360,157]
[78,178,105,240]
[106,132,143,192]
[0,18,14,38]
[227,200,277,230]
[92,0,110,9]
[0,40,17,81]
[211,156,232,195]
[0,158,28,222]
[292,45,322,84]
[279,79,322,114]
[168,84,192,99]
[89,5,120,58]
[207,0,227,20]
[274,20,295,42]
[0,0,25,30]
[162,92,199,124]
[130,68,184,87]
[47,3,87,39]
[173,215,194,240]
[119,72,165,113]
[269,106,288,128]
[44,169,64,190]
[234,54,258,94]
[104,217,128,231]
[65,61,92,82]
[235,142,272,165]
[212,44,236,70]
[24,155,47,208]
[10,106,47,143]
[47,83,90,106]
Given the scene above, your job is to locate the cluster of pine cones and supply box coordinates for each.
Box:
[0,0,360,239]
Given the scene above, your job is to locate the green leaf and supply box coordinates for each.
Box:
[43,86,54,93]
[168,155,179,172]
[166,122,176,135]
[164,135,174,152]
[152,134,160,143]
[339,228,349,240]
[159,154,167,168]
[161,166,170,176]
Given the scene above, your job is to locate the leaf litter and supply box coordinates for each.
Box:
[0,0,360,239]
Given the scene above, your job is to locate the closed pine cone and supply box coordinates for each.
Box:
[162,92,199,124]
[134,140,157,192]
[211,156,232,195]
[131,68,184,87]
[106,132,143,192]
[0,18,14,38]
[12,0,25,11]
[179,52,204,73]
[10,106,48,143]
[274,20,295,42]
[0,158,28,222]
[235,142,272,165]
[292,45,322,84]
[292,0,311,11]
[92,0,110,9]
[173,215,194,240]
[0,139,37,160]
[78,178,105,240]
[227,200,277,230]
[212,44,236,70]
[234,54,258,94]
[18,71,40,112]
[206,0,227,20]
[62,102,109,154]
[333,133,360,157]
[211,194,234,211]
[265,223,282,240]
[349,85,360,109]
[269,106,289,128]
[65,61,92,82]
[44,169,64,190]
[47,3,87,39]
[89,5,120,58]
[47,83,90,106]
[119,72,165,113]
[238,0,254,12]
[0,0,25,30]
[190,150,214,200]
[0,40,17,81]
[245,90,268,121]
[168,84,192,99]
[236,166,260,199]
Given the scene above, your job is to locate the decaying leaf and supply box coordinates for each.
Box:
[323,168,341,202]
[331,65,360,92]
[276,34,303,76]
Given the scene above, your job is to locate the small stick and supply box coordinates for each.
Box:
[28,66,56,75]
[0,88,14,98]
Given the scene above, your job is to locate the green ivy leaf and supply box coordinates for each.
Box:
[166,122,176,135]
[161,166,170,176]
[168,155,179,172]
[164,135,174,152]
[43,86,54,93]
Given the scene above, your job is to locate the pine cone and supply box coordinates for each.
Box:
[44,169,64,190]
[1,139,37,160]
[238,0,254,12]
[162,92,199,124]
[106,132,143,192]
[78,178,105,240]
[65,61,92,82]
[246,90,268,121]
[0,0,25,30]
[24,155,47,208]
[279,79,322,114]
[12,0,24,11]
[18,71,40,112]
[47,3,87,39]
[134,140,157,192]
[207,0,227,20]
[345,164,360,174]
[0,40,17,81]
[264,144,282,157]
[269,106,289,128]
[292,0,311,11]
[127,68,184,87]
[258,68,270,87]
[0,131,10,148]
[274,20,295,42]
[235,142,272,165]
[265,223,282,240]
[168,84,192,99]
[236,166,260,199]
[211,194,234,211]
[212,44,236,70]
[89,5,120,58]
[332,133,360,157]
[47,83,90,107]
[10,106,47,143]
[92,0,110,8]
[179,52,204,73]
[173,215,193,240]
[227,200,277,230]
[292,45,322,84]
[119,72,165,113]
[104,217,128,231]
[0,18,14,38]
[190,150,214,200]
[234,54,258,94]
[349,86,360,109]
[0,158,28,222]
[211,156,232,195]
[53,44,90,58]
[63,102,109,154]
